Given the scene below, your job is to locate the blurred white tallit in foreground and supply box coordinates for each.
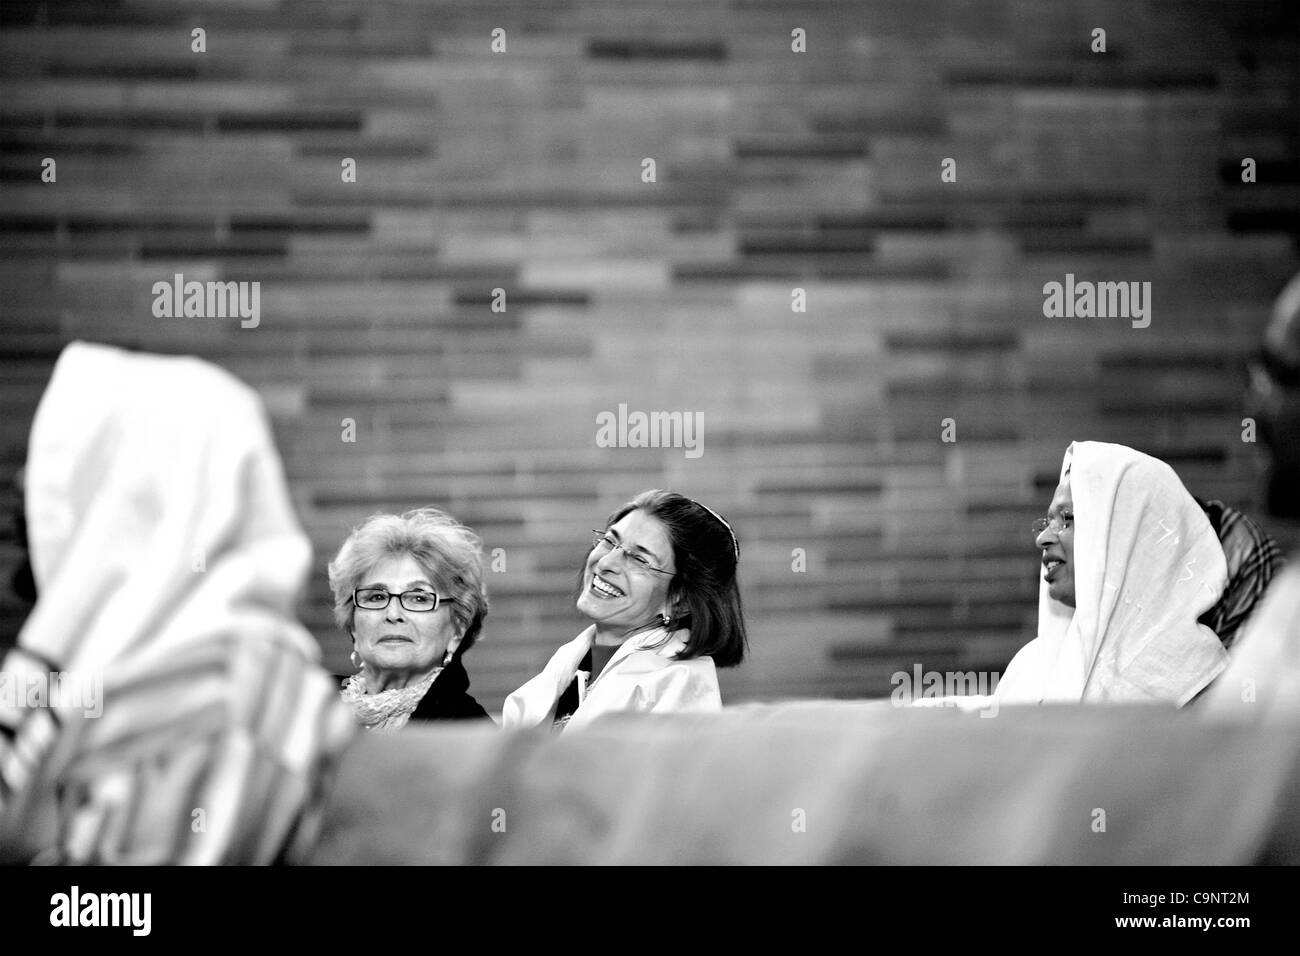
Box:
[313,700,1300,865]
[0,342,355,865]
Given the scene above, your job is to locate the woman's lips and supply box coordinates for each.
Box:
[377,635,413,643]
[1043,559,1064,581]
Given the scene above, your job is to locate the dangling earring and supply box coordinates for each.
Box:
[660,611,671,628]
[350,649,362,670]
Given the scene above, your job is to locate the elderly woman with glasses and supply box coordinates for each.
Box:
[502,489,748,731]
[328,508,491,729]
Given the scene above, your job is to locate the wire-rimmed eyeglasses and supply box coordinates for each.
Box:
[1031,512,1073,537]
[590,530,673,575]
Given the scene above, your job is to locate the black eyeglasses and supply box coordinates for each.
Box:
[352,588,454,613]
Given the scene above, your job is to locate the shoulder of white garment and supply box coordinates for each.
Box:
[585,648,720,713]
[499,627,596,729]
[550,625,598,666]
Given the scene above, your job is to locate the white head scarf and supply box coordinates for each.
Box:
[15,341,320,673]
[0,341,353,864]
[997,441,1229,705]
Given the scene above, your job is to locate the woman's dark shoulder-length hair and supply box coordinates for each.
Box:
[604,489,747,668]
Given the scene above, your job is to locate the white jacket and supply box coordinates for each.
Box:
[502,625,721,731]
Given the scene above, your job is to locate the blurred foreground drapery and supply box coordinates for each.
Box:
[310,701,1300,865]
[0,342,356,864]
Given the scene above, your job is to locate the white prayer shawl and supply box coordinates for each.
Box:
[997,441,1229,705]
[0,342,354,864]
[501,625,721,731]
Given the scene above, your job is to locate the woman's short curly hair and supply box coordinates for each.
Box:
[327,507,489,656]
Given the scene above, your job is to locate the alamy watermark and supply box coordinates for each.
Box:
[595,403,703,459]
[0,670,102,718]
[50,886,150,936]
[151,272,260,328]
[890,664,1000,717]
[1042,273,1151,329]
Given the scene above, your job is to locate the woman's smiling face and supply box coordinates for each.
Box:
[576,509,676,637]
[1036,476,1076,607]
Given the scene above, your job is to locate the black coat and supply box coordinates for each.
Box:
[336,657,492,723]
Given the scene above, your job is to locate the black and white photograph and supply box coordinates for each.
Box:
[0,0,1297,932]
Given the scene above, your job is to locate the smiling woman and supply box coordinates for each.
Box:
[999,442,1230,706]
[1034,473,1075,608]
[328,509,492,729]
[502,489,748,731]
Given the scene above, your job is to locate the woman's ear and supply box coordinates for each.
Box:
[443,635,462,666]
[667,581,684,607]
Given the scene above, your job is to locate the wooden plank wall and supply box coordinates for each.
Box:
[1,0,1297,710]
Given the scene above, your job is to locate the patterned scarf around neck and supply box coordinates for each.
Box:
[340,667,442,731]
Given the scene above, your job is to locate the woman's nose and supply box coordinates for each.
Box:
[1035,527,1055,548]
[384,604,407,623]
[594,548,623,574]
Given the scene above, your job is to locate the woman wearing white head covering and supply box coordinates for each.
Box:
[0,341,355,864]
[997,441,1230,705]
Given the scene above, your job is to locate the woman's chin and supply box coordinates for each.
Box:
[367,650,432,676]
[1047,584,1076,608]
[576,593,609,621]
[576,593,634,628]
